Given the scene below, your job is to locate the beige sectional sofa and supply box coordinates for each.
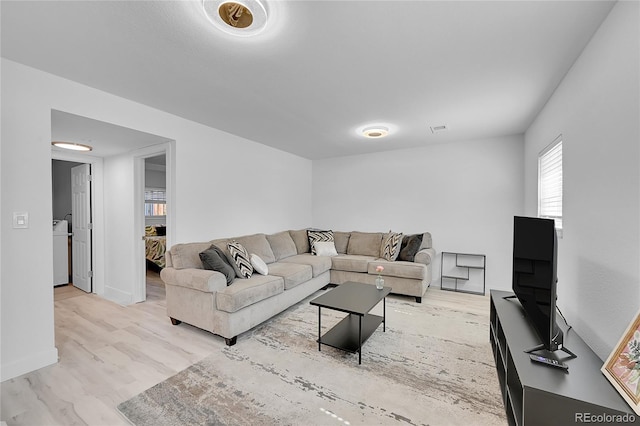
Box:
[160,229,434,345]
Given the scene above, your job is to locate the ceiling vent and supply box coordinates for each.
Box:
[430,125,448,134]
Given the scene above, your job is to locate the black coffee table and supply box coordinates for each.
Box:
[310,281,391,364]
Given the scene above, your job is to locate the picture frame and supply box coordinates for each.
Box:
[601,310,640,415]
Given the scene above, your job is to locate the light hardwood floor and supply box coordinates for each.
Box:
[1,271,225,426]
[1,278,492,425]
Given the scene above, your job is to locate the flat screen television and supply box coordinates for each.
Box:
[511,216,575,358]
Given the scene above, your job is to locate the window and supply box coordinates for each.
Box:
[145,189,166,217]
[538,135,563,235]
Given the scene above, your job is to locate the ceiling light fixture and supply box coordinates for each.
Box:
[51,141,93,152]
[202,0,268,37]
[362,126,389,138]
[356,123,397,139]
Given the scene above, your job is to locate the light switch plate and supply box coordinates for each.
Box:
[13,212,29,229]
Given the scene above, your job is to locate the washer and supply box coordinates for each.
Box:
[53,220,69,286]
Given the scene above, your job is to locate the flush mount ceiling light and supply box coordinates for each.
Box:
[203,0,268,36]
[362,126,389,138]
[356,123,397,139]
[51,141,92,152]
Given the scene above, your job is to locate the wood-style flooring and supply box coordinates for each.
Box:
[1,276,491,426]
[1,270,224,426]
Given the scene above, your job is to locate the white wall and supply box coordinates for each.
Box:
[176,131,312,242]
[0,58,312,380]
[524,1,639,360]
[312,135,524,291]
[102,153,138,304]
[145,168,166,189]
[0,62,59,381]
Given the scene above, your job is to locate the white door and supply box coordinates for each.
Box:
[71,164,92,293]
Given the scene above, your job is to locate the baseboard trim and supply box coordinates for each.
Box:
[104,285,133,306]
[1,347,58,382]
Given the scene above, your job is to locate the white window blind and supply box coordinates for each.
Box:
[538,136,563,232]
[145,189,167,217]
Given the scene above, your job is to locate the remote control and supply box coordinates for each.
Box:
[529,354,569,370]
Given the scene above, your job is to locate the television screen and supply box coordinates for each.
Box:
[512,216,562,352]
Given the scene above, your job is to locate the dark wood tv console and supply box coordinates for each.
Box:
[490,290,639,425]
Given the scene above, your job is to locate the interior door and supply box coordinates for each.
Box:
[71,164,92,293]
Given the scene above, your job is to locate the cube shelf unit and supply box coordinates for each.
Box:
[440,252,486,295]
[489,290,638,426]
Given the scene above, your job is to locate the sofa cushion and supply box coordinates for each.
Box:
[289,229,310,254]
[333,231,351,254]
[307,230,334,255]
[347,232,383,257]
[227,241,253,279]
[381,231,403,261]
[170,242,213,270]
[280,254,332,277]
[210,238,231,251]
[331,254,376,273]
[266,231,298,261]
[199,245,235,285]
[367,260,426,280]
[397,234,424,262]
[267,262,313,290]
[235,234,276,264]
[216,275,284,313]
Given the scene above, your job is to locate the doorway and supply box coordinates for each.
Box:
[52,159,93,293]
[51,109,175,304]
[143,153,168,302]
[132,144,174,304]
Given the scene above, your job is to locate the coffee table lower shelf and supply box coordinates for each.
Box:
[318,313,383,356]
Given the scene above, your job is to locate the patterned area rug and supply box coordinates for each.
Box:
[117,292,506,425]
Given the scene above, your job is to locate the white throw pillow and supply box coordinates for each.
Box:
[250,254,269,275]
[314,241,338,257]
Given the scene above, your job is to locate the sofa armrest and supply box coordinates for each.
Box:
[414,248,435,266]
[160,267,228,293]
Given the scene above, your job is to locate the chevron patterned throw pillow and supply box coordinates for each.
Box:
[227,241,253,279]
[307,230,334,255]
[382,231,403,261]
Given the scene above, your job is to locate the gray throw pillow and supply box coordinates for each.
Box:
[199,245,236,285]
[397,234,424,262]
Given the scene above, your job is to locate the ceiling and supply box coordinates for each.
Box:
[2,1,616,160]
[51,110,172,158]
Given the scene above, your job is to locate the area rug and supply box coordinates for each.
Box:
[117,293,506,425]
